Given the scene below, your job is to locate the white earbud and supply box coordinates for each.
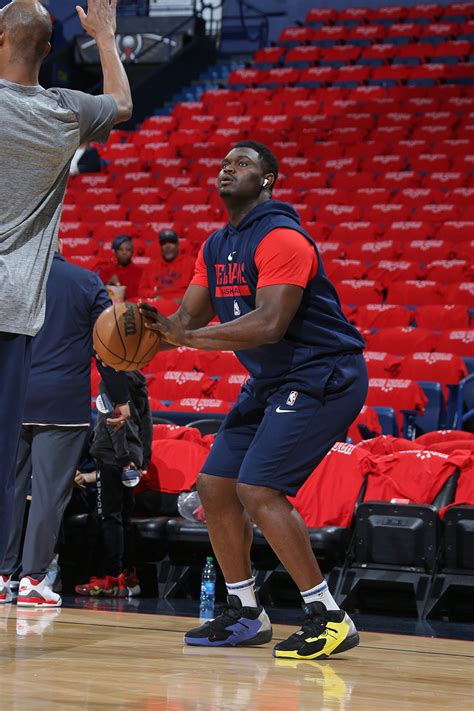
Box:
[263,179,270,188]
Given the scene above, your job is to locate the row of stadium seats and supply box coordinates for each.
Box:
[61,430,473,616]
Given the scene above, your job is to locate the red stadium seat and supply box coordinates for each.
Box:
[290,442,373,529]
[129,204,171,223]
[213,374,250,402]
[331,222,380,243]
[164,398,232,415]
[332,172,376,190]
[365,378,428,430]
[448,282,474,306]
[284,45,321,66]
[335,280,384,305]
[262,67,302,87]
[435,330,474,357]
[132,129,168,145]
[298,66,337,86]
[325,259,367,281]
[148,371,216,401]
[376,172,420,190]
[228,68,267,87]
[416,305,470,329]
[318,204,363,223]
[59,220,94,242]
[355,305,413,329]
[348,406,382,444]
[400,352,468,399]
[322,46,362,66]
[83,204,128,223]
[350,239,398,261]
[384,221,434,242]
[393,188,444,208]
[364,351,403,378]
[385,280,447,306]
[313,26,350,45]
[349,25,386,44]
[362,154,406,173]
[366,327,438,354]
[254,46,286,66]
[437,221,474,241]
[96,221,136,242]
[367,260,421,286]
[415,204,459,223]
[402,239,453,261]
[425,259,471,283]
[365,203,412,223]
[305,8,337,25]
[72,174,111,189]
[278,26,314,45]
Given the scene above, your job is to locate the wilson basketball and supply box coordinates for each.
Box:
[93,302,161,371]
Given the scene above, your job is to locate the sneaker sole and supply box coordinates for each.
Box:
[185,628,273,647]
[0,596,13,604]
[273,632,360,660]
[127,585,141,597]
[17,598,62,608]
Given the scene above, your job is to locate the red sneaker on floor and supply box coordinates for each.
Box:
[75,575,127,598]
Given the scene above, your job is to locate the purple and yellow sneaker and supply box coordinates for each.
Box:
[184,594,272,647]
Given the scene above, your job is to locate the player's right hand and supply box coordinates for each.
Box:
[76,0,117,39]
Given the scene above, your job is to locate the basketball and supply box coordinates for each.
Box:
[93,302,161,371]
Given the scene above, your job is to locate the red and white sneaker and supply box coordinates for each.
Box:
[124,569,141,597]
[0,575,13,604]
[17,576,62,607]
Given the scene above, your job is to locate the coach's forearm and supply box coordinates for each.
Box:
[96,32,132,122]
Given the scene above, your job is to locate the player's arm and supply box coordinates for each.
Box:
[140,284,304,351]
[76,0,132,123]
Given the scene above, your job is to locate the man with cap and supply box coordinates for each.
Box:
[147,229,195,300]
[99,235,146,300]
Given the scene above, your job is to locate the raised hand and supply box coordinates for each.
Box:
[76,0,117,39]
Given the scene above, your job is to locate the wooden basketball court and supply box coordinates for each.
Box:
[1,605,472,710]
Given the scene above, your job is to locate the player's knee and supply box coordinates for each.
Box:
[196,473,225,511]
[236,482,280,520]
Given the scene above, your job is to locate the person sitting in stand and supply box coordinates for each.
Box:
[147,229,195,301]
[98,235,146,300]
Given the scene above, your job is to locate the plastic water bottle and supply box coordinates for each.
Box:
[199,556,216,621]
[178,491,204,521]
[121,464,140,488]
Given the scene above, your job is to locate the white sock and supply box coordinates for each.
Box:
[226,578,258,608]
[301,580,340,611]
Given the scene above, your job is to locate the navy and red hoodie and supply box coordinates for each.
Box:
[202,200,365,379]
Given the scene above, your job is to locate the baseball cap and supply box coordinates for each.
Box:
[159,229,178,244]
[112,235,132,251]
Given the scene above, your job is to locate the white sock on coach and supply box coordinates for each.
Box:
[301,580,340,611]
[226,577,258,608]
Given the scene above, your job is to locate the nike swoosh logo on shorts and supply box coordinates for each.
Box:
[276,406,296,413]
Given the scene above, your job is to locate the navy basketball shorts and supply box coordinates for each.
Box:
[202,351,368,496]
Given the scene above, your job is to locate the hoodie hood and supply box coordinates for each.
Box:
[227,200,302,236]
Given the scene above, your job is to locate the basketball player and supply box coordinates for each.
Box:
[0,0,132,561]
[139,141,368,660]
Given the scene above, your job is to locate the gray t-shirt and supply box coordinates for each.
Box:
[0,80,118,336]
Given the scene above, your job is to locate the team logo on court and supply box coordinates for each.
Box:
[286,391,299,406]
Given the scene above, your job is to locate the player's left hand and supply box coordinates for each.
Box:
[138,302,186,346]
[106,402,131,430]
